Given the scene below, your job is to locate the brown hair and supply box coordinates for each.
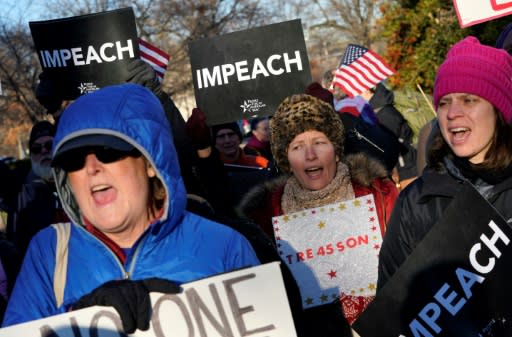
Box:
[428,109,512,170]
[145,159,166,219]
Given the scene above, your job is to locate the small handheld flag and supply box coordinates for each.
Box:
[332,44,395,97]
[138,38,170,82]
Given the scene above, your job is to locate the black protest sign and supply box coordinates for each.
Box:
[352,186,512,337]
[188,19,311,126]
[30,7,139,100]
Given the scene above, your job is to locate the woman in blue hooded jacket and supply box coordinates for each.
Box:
[2,83,259,332]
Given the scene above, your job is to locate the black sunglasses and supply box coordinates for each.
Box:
[54,146,142,172]
[31,140,53,155]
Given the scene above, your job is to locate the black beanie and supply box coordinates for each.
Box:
[211,122,243,142]
[29,121,55,149]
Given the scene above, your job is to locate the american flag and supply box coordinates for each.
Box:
[332,44,395,97]
[138,38,170,82]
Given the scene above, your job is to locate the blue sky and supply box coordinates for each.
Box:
[0,0,48,27]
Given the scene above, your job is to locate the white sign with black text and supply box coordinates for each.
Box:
[0,262,296,337]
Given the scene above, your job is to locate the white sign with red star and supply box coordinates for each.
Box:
[272,195,382,309]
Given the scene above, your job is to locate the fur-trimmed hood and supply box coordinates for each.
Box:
[237,153,389,217]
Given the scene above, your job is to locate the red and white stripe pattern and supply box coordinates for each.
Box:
[138,38,170,82]
[332,44,395,97]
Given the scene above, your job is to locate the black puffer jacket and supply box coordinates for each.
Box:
[369,84,413,144]
[369,84,417,180]
[377,158,512,290]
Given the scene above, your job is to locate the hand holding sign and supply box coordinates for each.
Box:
[185,108,212,150]
[0,263,297,337]
[35,71,63,115]
[125,58,162,96]
[73,278,181,334]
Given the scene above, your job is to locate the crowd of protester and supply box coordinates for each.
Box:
[0,20,510,337]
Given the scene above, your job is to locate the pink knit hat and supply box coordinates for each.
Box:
[433,36,512,124]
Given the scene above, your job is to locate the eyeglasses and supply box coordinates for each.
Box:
[216,131,237,139]
[31,141,53,155]
[54,146,142,172]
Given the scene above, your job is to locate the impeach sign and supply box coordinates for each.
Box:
[0,262,297,337]
[272,195,382,309]
[188,19,311,126]
[29,7,139,100]
[352,186,512,337]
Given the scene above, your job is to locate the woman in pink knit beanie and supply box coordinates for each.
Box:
[376,36,512,331]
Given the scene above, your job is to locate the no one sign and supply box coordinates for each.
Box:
[0,262,296,337]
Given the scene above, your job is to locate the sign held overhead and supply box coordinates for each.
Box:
[188,19,311,126]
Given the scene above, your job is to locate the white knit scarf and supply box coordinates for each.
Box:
[281,162,355,214]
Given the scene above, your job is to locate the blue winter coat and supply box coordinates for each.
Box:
[2,84,259,326]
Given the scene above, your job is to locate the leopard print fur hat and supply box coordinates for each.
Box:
[270,94,344,174]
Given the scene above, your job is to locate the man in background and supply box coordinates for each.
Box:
[9,121,67,256]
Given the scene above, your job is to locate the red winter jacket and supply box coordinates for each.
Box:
[237,153,398,325]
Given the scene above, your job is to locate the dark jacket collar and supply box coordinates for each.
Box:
[419,157,512,203]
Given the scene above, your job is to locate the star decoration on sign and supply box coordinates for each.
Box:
[318,221,326,229]
[283,215,290,222]
[320,294,329,303]
[338,203,346,211]
[353,200,361,207]
[371,225,377,231]
[369,216,375,222]
[373,243,380,250]
[327,269,337,279]
[274,227,280,232]
[78,83,88,94]
[240,101,251,113]
[273,219,278,225]
[368,207,375,212]
[368,283,376,291]
[305,298,314,305]
[311,210,317,215]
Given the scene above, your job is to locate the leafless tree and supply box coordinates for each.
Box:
[1,0,380,155]
[0,23,42,156]
[310,0,382,46]
[0,23,41,121]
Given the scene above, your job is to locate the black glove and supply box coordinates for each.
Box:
[35,71,63,115]
[125,58,161,95]
[73,278,181,334]
[185,108,212,150]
